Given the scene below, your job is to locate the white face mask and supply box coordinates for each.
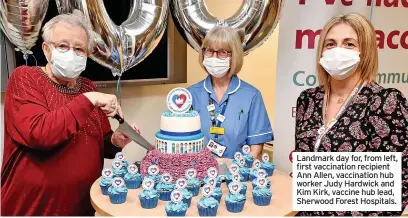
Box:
[319,47,360,80]
[47,47,87,81]
[203,57,230,78]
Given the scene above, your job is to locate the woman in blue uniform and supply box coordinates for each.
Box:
[188,26,274,159]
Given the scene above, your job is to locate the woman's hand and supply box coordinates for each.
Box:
[83,92,123,117]
[111,123,140,148]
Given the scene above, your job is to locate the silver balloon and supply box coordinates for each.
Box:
[170,0,284,55]
[55,0,168,76]
[0,0,49,58]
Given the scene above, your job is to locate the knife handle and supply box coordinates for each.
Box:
[113,113,124,124]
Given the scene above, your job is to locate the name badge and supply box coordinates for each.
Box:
[206,139,226,157]
[216,114,225,123]
[210,127,225,135]
[207,104,215,111]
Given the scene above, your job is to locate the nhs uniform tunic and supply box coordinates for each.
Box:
[188,75,274,158]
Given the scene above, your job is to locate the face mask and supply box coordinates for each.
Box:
[47,46,87,81]
[319,47,360,80]
[203,57,230,78]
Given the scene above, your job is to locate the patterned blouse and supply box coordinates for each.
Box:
[295,82,408,216]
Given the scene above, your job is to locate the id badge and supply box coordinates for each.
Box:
[207,139,226,157]
[210,127,225,135]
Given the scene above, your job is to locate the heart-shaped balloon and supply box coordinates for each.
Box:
[171,190,183,202]
[142,178,155,190]
[102,168,113,178]
[228,181,241,195]
[242,145,250,154]
[176,178,187,189]
[229,164,239,174]
[254,159,261,169]
[112,177,125,188]
[202,185,212,197]
[112,160,123,169]
[161,173,173,183]
[148,165,160,175]
[262,153,270,162]
[207,167,217,178]
[234,152,243,161]
[115,152,125,161]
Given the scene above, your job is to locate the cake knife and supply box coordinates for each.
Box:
[113,114,154,151]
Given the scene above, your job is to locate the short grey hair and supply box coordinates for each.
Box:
[42,10,93,50]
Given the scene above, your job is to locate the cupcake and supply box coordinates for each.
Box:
[238,165,250,182]
[108,177,128,204]
[157,174,175,201]
[205,177,223,202]
[225,163,242,185]
[242,145,254,168]
[146,165,161,188]
[100,168,114,195]
[252,178,271,189]
[203,167,222,187]
[124,164,142,189]
[139,178,160,209]
[252,178,272,206]
[250,159,262,181]
[260,153,274,176]
[114,152,129,173]
[175,178,193,207]
[185,168,201,196]
[203,176,222,187]
[197,185,219,216]
[229,174,247,195]
[165,190,188,216]
[112,160,126,177]
[225,182,246,213]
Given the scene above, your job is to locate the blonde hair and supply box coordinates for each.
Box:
[199,26,245,76]
[316,13,378,90]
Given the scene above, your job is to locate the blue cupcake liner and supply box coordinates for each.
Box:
[226,200,246,213]
[139,196,159,209]
[240,172,249,182]
[249,173,257,181]
[166,208,187,217]
[253,194,272,206]
[159,190,172,201]
[240,186,247,195]
[100,185,110,195]
[262,167,274,177]
[216,181,222,188]
[245,160,254,168]
[252,182,271,189]
[183,197,192,208]
[114,172,126,178]
[109,192,127,204]
[187,186,200,197]
[197,205,218,216]
[225,179,232,187]
[125,179,141,189]
[212,194,222,202]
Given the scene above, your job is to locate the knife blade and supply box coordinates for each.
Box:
[113,114,155,151]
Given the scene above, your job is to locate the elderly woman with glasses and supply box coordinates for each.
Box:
[2,11,139,216]
[188,26,274,160]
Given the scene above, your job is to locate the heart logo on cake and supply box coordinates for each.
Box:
[115,152,125,161]
[112,177,125,188]
[262,153,270,162]
[142,178,155,190]
[254,160,261,169]
[185,168,197,179]
[234,152,242,161]
[232,174,241,182]
[257,178,267,188]
[242,145,250,154]
[208,178,216,187]
[207,167,217,178]
[202,185,212,197]
[172,94,187,108]
[112,160,122,169]
[102,168,113,178]
[171,190,183,202]
[148,165,159,175]
[257,169,267,178]
[229,164,239,174]
[228,182,241,195]
[161,173,172,183]
[176,178,187,189]
[127,164,138,174]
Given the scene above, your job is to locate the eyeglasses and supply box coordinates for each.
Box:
[49,42,87,57]
[202,48,231,59]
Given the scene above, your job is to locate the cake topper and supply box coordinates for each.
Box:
[202,185,213,197]
[112,177,125,188]
[232,173,241,182]
[191,161,196,167]
[185,168,197,179]
[207,167,218,178]
[262,153,270,162]
[238,158,246,167]
[166,87,193,114]
[115,152,125,161]
[228,163,240,174]
[170,190,183,203]
[127,164,138,174]
[228,181,242,195]
[253,159,261,169]
[102,168,114,178]
[176,178,188,190]
[257,169,267,178]
[207,177,217,187]
[112,160,123,169]
[148,165,160,175]
[161,173,173,183]
[256,177,268,188]
[242,145,251,155]
[234,152,242,161]
[142,178,155,190]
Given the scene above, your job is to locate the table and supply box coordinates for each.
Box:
[90,158,296,216]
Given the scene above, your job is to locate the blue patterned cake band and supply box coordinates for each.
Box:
[162,110,199,117]
[155,137,205,154]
